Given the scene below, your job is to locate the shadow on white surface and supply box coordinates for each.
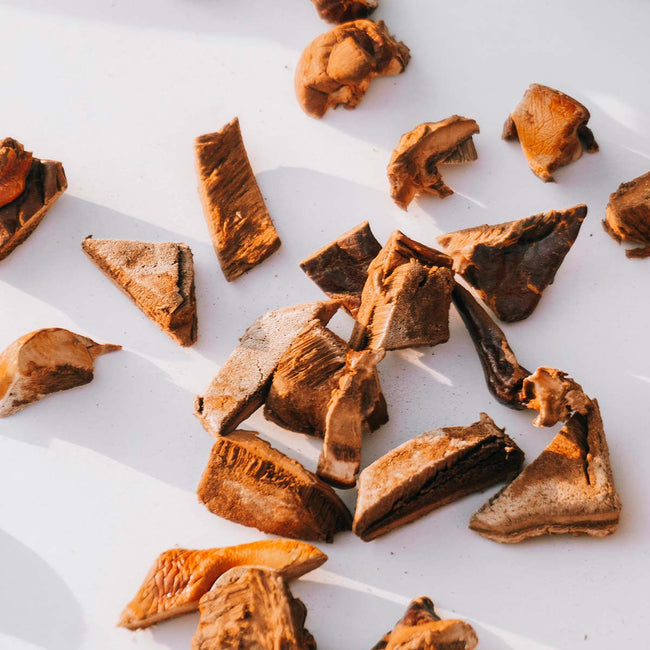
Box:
[150,611,200,649]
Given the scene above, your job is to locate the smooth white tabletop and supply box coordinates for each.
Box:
[0,1,649,649]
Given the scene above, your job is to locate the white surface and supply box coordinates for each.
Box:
[0,1,648,648]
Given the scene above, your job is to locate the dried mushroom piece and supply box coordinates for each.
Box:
[503,83,598,182]
[372,597,478,650]
[452,282,529,408]
[520,366,590,428]
[82,238,197,347]
[0,141,67,262]
[299,221,381,316]
[0,328,120,417]
[388,116,480,210]
[470,400,621,543]
[350,231,454,351]
[603,171,650,259]
[311,0,377,24]
[295,20,410,118]
[191,567,316,650]
[317,348,385,488]
[353,414,524,541]
[119,539,326,630]
[195,301,340,438]
[195,118,281,281]
[438,205,587,322]
[197,430,352,541]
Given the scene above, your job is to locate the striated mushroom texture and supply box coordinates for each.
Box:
[0,328,120,417]
[311,0,377,24]
[388,116,480,210]
[295,20,410,118]
[603,171,650,259]
[372,597,478,650]
[438,204,587,322]
[503,83,598,182]
[197,430,352,542]
[350,231,454,351]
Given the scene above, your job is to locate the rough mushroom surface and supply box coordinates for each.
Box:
[311,0,377,24]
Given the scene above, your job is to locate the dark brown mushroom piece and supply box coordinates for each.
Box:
[311,0,377,24]
[195,117,281,281]
[295,20,410,119]
[438,204,587,322]
[349,231,454,351]
[197,430,352,542]
[299,221,381,316]
[503,84,598,182]
[603,171,650,258]
[388,116,480,210]
[191,567,316,650]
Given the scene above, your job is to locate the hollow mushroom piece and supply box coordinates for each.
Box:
[295,20,410,118]
[388,116,480,210]
[503,83,598,182]
[311,0,377,24]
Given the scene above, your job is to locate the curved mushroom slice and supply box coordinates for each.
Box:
[470,400,621,543]
[353,414,524,541]
[311,0,377,24]
[373,597,478,650]
[0,138,33,208]
[503,83,598,182]
[299,221,381,316]
[603,171,650,259]
[0,328,120,417]
[295,20,410,118]
[388,116,480,210]
[119,539,327,630]
[191,567,316,650]
[194,301,340,438]
[438,205,587,322]
[350,231,454,351]
[197,430,352,542]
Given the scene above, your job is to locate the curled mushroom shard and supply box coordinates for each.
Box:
[311,0,378,24]
[118,539,327,630]
[0,328,120,417]
[388,116,480,210]
[603,171,650,259]
[372,597,478,650]
[0,138,33,208]
[191,567,316,650]
[503,83,598,182]
[295,20,410,118]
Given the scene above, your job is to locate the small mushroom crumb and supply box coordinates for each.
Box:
[311,0,377,24]
[295,20,410,118]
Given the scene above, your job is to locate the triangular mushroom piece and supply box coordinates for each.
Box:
[470,399,621,543]
[82,238,197,346]
[438,204,587,322]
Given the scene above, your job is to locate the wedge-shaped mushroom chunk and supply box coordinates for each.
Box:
[503,84,598,182]
[197,430,352,541]
[372,597,478,650]
[191,567,316,650]
[82,238,197,347]
[603,171,650,259]
[195,301,340,438]
[388,116,480,210]
[0,138,67,262]
[438,205,587,322]
[311,0,377,24]
[295,20,410,119]
[300,221,381,316]
[353,414,524,541]
[470,400,621,543]
[452,282,529,408]
[119,539,326,630]
[0,328,120,417]
[350,231,454,351]
[195,118,281,281]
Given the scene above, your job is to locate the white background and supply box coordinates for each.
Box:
[0,1,649,648]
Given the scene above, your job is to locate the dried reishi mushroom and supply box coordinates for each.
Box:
[295,20,410,119]
[438,204,587,322]
[0,138,33,208]
[0,328,120,417]
[503,83,598,182]
[388,116,480,210]
[311,0,378,24]
[603,171,650,258]
[119,539,326,630]
[350,231,454,351]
